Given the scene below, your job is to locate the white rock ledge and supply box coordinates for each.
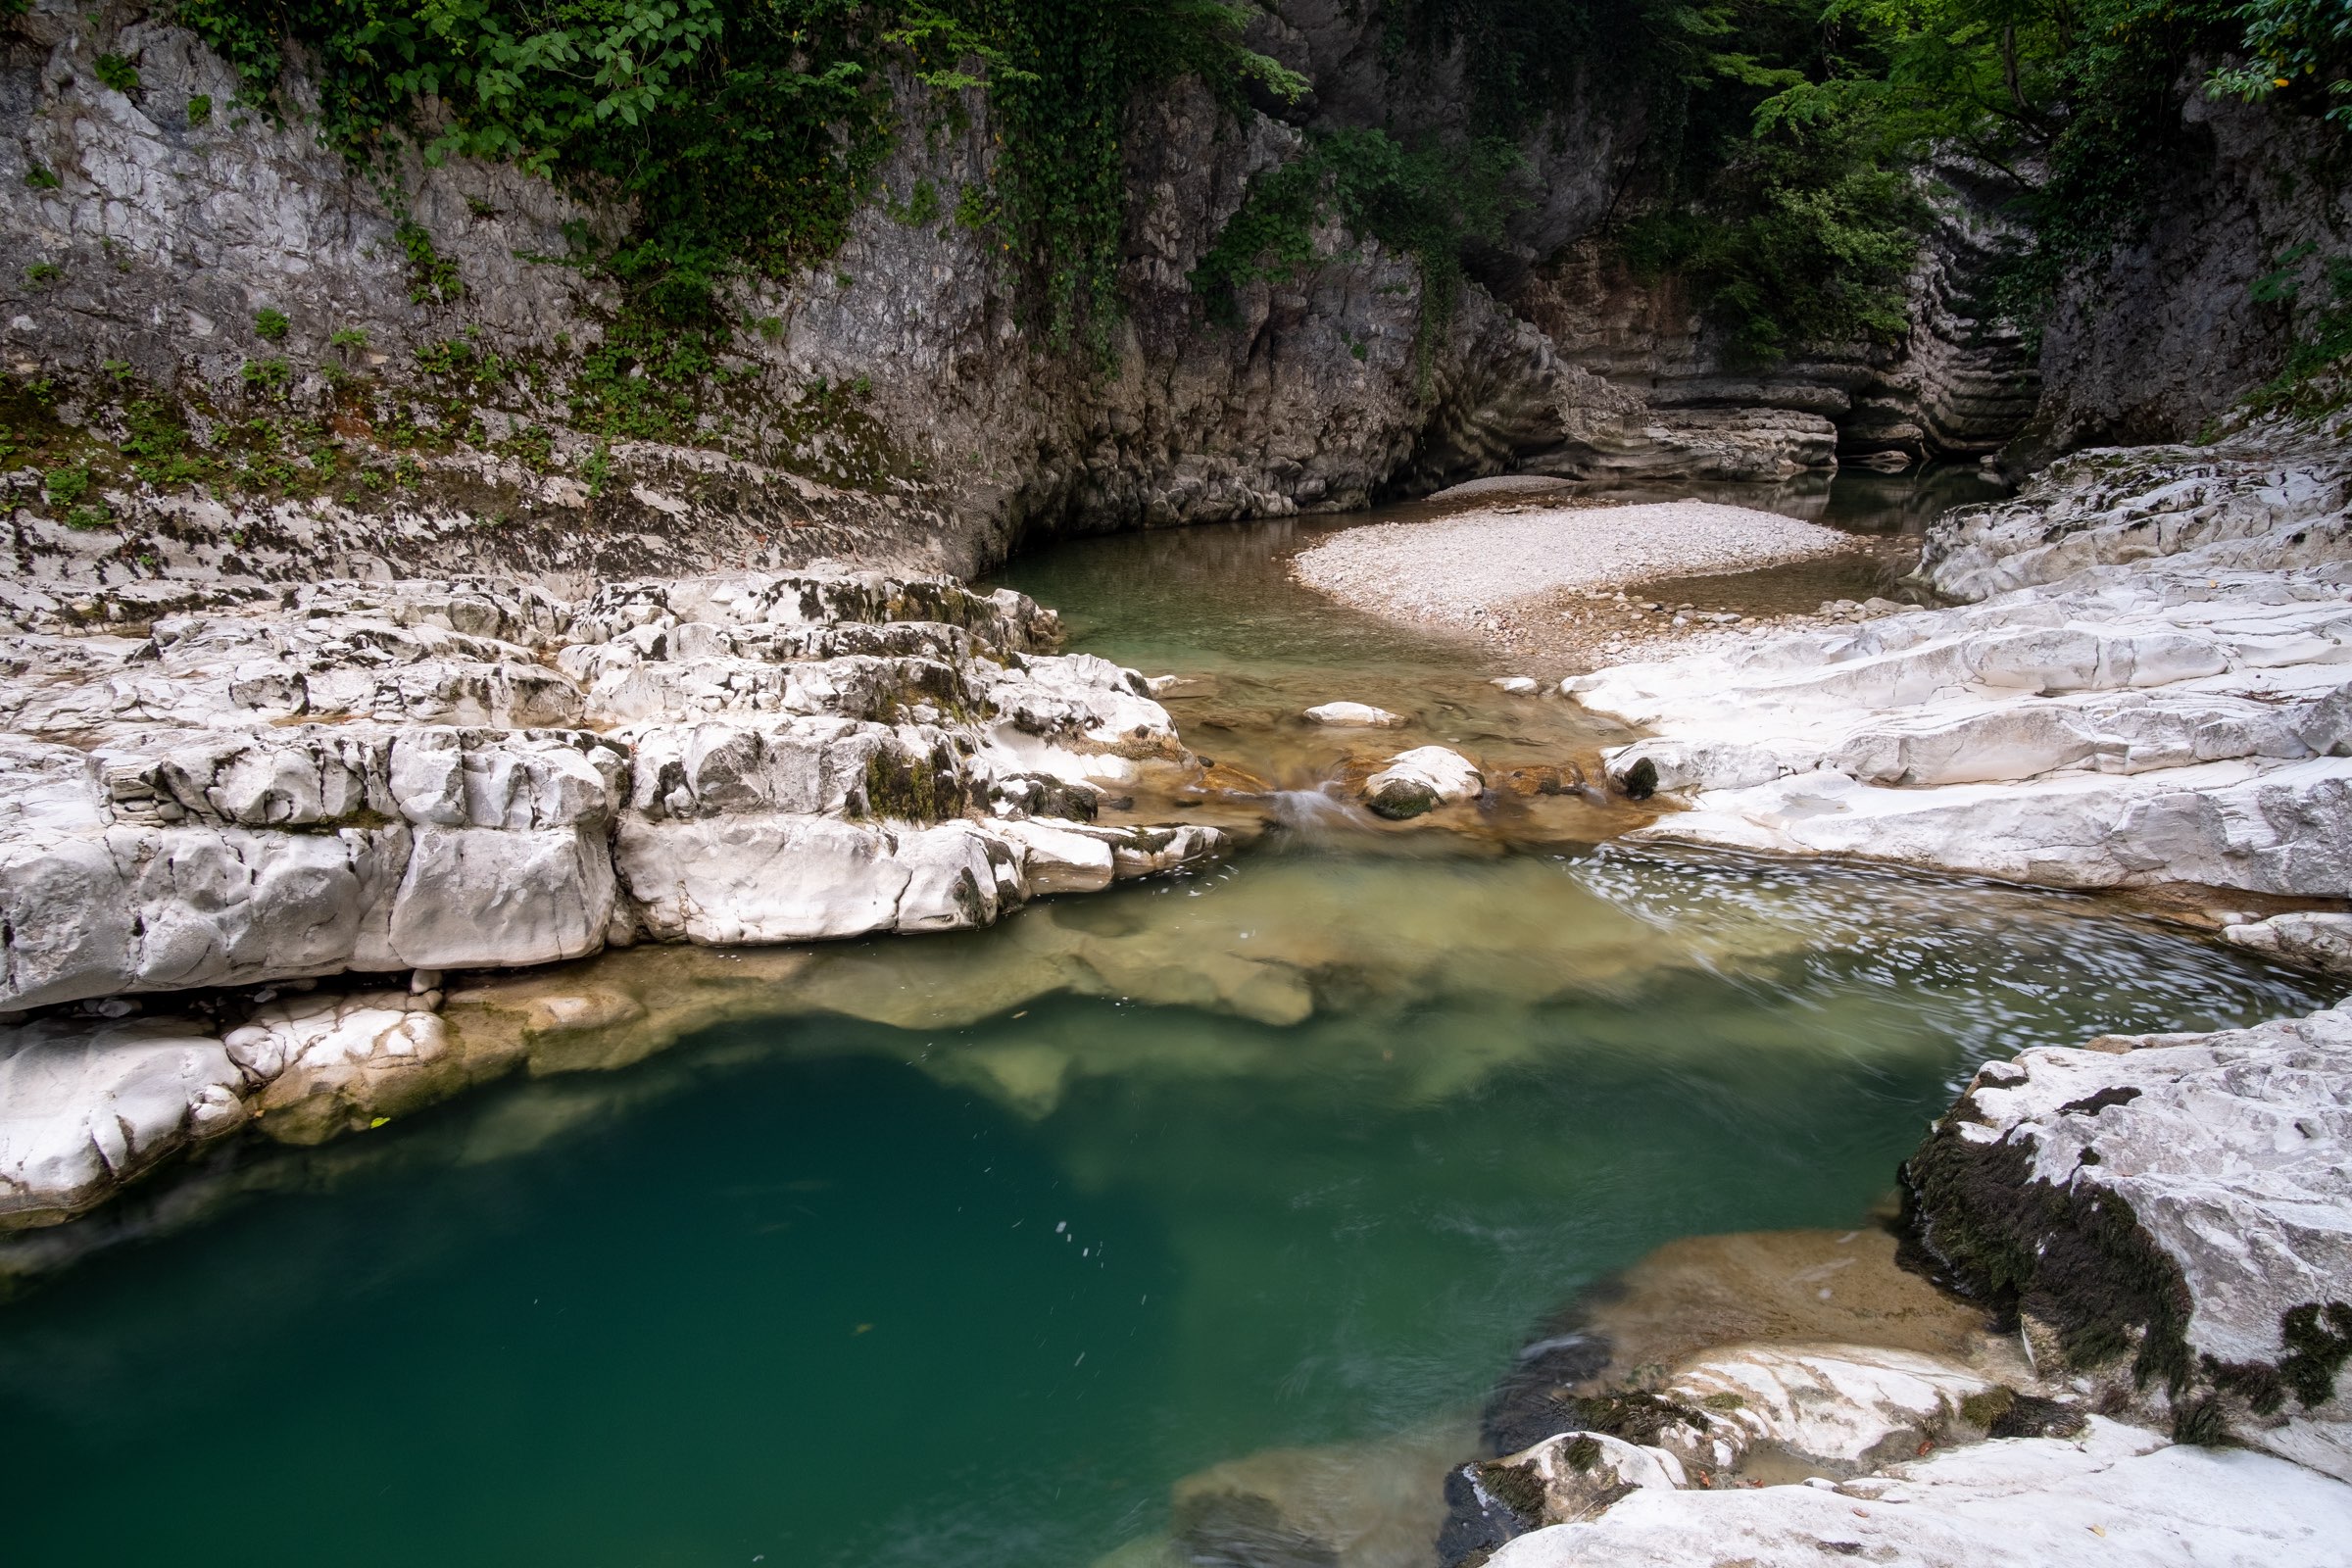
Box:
[0,570,1223,1012]
[1567,418,2352,896]
[0,569,1231,1225]
[1489,1415,2352,1568]
[1906,997,2352,1482]
[1454,999,2352,1567]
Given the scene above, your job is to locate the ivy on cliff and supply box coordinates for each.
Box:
[1377,0,2352,367]
[1189,128,1528,378]
[1745,0,2352,347]
[172,0,1298,354]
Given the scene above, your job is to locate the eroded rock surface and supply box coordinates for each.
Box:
[1903,998,2352,1480]
[1572,416,2352,895]
[1437,1048,2352,1568]
[2226,912,2352,976]
[0,567,1226,1224]
[1486,1415,2352,1568]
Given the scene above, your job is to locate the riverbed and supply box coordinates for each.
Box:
[0,468,2332,1568]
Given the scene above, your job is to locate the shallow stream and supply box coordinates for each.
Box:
[1,471,2333,1568]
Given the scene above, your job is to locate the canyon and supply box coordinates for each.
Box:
[0,3,2347,1567]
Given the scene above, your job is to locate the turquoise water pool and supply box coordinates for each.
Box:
[0,474,2329,1567]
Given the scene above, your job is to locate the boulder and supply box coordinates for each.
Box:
[1364,748,1485,819]
[0,1014,249,1227]
[1901,999,2352,1479]
[1305,701,1407,727]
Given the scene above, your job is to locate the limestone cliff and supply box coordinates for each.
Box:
[0,1,2337,604]
[2028,91,2352,456]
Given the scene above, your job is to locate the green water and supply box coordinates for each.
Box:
[0,476,2333,1568]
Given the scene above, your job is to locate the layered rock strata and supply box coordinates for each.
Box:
[0,3,2061,602]
[1574,415,2352,895]
[1511,158,2040,476]
[0,568,1224,1225]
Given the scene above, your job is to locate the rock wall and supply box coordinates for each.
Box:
[1510,155,2042,474]
[3,1,2335,595]
[1,2,1667,585]
[2030,93,2352,456]
[0,0,2039,600]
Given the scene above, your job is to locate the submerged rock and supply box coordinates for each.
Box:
[1494,764,1585,798]
[1304,701,1407,727]
[1167,1418,1476,1568]
[1363,747,1484,818]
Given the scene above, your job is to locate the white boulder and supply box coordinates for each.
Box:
[1905,999,2352,1479]
[0,1015,249,1226]
[1305,701,1407,727]
[1364,747,1485,818]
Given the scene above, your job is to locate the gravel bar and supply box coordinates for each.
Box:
[1291,500,1860,630]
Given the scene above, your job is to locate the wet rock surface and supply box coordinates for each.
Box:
[1362,747,1485,819]
[0,567,1226,1225]
[1431,994,2352,1566]
[1487,1414,2352,1568]
[2225,912,2352,975]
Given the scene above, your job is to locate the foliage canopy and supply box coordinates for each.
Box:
[167,0,2352,381]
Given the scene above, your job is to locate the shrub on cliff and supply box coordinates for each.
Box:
[172,0,1298,352]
